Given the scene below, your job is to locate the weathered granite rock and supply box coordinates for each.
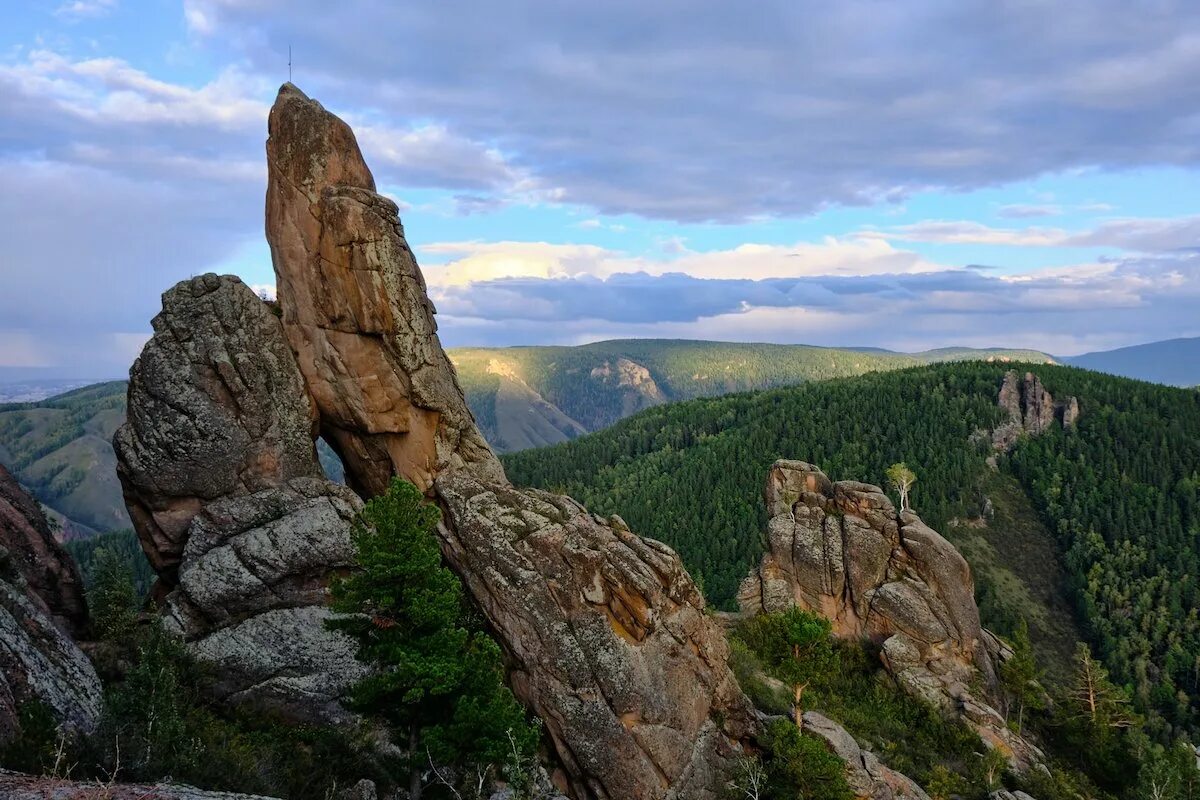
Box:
[161,477,366,723]
[114,273,320,575]
[989,791,1039,800]
[803,712,930,800]
[991,371,1078,450]
[438,472,756,800]
[739,460,1042,770]
[0,770,282,799]
[0,463,86,632]
[265,82,502,497]
[0,479,101,742]
[115,274,366,722]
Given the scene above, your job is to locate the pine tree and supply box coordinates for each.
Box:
[328,478,537,799]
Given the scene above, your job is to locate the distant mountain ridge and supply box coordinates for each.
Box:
[449,339,1055,452]
[1062,336,1200,387]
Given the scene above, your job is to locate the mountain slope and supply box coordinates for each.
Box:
[503,362,1200,736]
[450,339,1054,451]
[1064,336,1200,387]
[0,381,130,536]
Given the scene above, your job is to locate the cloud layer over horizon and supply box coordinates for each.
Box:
[0,1,1198,375]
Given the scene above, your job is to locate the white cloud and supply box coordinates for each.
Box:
[867,214,1200,252]
[420,236,942,289]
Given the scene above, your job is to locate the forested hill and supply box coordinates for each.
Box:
[0,381,129,536]
[502,362,1200,736]
[449,339,1053,452]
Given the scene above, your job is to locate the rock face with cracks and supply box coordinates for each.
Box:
[265,82,502,498]
[114,274,364,722]
[0,469,101,743]
[0,462,86,633]
[738,460,1042,770]
[114,274,322,576]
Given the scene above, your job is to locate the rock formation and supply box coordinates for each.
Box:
[115,274,364,722]
[114,274,322,576]
[110,84,755,798]
[265,83,502,498]
[802,712,931,800]
[263,83,755,800]
[438,473,755,799]
[738,460,1041,770]
[0,463,86,632]
[0,470,101,743]
[991,370,1078,450]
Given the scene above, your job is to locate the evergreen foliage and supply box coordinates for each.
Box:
[328,478,538,799]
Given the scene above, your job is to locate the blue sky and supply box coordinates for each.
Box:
[1,1,1198,377]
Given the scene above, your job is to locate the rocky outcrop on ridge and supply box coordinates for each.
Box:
[991,370,1078,450]
[802,712,931,800]
[263,83,754,799]
[108,83,755,799]
[265,83,502,498]
[114,274,364,722]
[0,471,101,742]
[0,463,86,632]
[438,473,755,799]
[738,460,1041,770]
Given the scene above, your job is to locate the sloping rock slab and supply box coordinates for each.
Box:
[436,471,756,800]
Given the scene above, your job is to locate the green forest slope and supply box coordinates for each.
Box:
[502,362,1200,736]
[0,381,129,536]
[450,339,1053,451]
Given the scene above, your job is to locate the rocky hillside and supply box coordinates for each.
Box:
[451,340,1054,451]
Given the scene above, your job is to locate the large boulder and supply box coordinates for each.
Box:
[115,274,364,723]
[114,274,321,575]
[263,83,756,798]
[265,83,502,497]
[0,473,101,742]
[162,477,366,723]
[739,460,1042,770]
[0,463,86,632]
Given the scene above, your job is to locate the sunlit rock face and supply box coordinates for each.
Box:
[739,459,1043,771]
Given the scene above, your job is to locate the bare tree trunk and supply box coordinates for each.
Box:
[409,727,423,800]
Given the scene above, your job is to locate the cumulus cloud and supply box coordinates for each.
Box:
[179,0,1200,221]
[55,0,118,20]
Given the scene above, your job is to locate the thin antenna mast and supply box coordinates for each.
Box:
[288,44,292,82]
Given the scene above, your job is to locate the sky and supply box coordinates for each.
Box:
[1,1,1198,378]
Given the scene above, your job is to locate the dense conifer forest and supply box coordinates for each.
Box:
[503,362,1200,738]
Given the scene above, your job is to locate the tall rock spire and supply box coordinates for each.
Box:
[265,83,502,496]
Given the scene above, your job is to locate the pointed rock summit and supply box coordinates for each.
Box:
[265,83,502,497]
